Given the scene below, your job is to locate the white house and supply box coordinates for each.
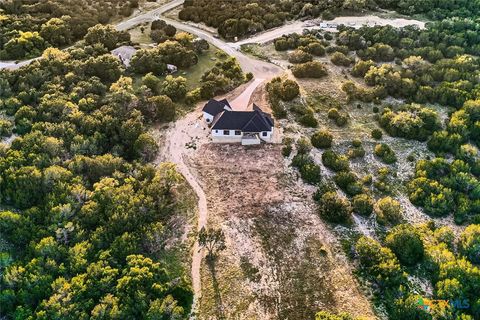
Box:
[203,100,274,145]
[111,45,137,67]
[202,98,232,124]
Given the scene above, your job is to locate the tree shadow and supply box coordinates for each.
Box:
[207,257,225,320]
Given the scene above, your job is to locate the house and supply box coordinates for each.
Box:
[202,98,232,123]
[203,101,274,145]
[167,64,178,74]
[111,45,137,67]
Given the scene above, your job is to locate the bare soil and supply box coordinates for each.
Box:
[190,144,376,319]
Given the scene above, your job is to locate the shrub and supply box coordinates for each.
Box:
[385,224,424,266]
[318,192,352,224]
[459,224,480,264]
[334,171,363,196]
[352,194,374,216]
[351,60,375,77]
[296,137,312,154]
[371,128,383,140]
[322,150,349,172]
[299,112,318,127]
[246,72,254,81]
[355,236,405,288]
[379,105,440,141]
[282,144,292,157]
[375,197,403,225]
[288,49,313,64]
[307,42,325,56]
[330,52,352,67]
[311,129,333,149]
[280,79,300,101]
[327,108,348,126]
[292,61,328,78]
[0,119,14,137]
[374,143,396,164]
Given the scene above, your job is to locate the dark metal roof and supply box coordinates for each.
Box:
[202,99,231,116]
[211,106,274,132]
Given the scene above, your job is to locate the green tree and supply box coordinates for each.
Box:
[385,224,424,266]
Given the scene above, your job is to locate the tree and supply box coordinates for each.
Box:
[385,224,424,265]
[84,24,130,50]
[129,49,166,75]
[134,133,159,162]
[3,31,46,59]
[161,76,187,101]
[198,227,226,262]
[355,236,405,288]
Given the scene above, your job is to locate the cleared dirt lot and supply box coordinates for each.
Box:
[189,143,376,319]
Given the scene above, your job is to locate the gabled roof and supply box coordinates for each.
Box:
[211,105,274,132]
[202,99,231,116]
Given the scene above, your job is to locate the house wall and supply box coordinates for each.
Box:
[259,129,274,142]
[211,129,243,143]
[203,112,214,124]
[211,129,274,143]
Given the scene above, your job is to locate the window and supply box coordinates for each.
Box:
[235,131,241,135]
[262,132,268,137]
[223,130,230,135]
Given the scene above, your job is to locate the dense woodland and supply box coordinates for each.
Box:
[0,21,244,319]
[0,0,138,59]
[179,0,480,40]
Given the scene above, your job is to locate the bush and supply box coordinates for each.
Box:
[322,150,349,172]
[378,105,440,141]
[311,129,333,149]
[318,192,352,224]
[374,143,396,164]
[459,224,480,264]
[355,236,405,288]
[288,50,313,64]
[291,153,321,184]
[330,52,352,67]
[282,144,292,157]
[327,108,348,126]
[351,60,375,77]
[299,112,318,127]
[385,224,424,266]
[307,42,325,56]
[352,194,374,216]
[375,197,403,225]
[334,171,363,196]
[296,137,312,154]
[280,79,300,101]
[0,119,14,137]
[371,128,383,140]
[292,61,328,78]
